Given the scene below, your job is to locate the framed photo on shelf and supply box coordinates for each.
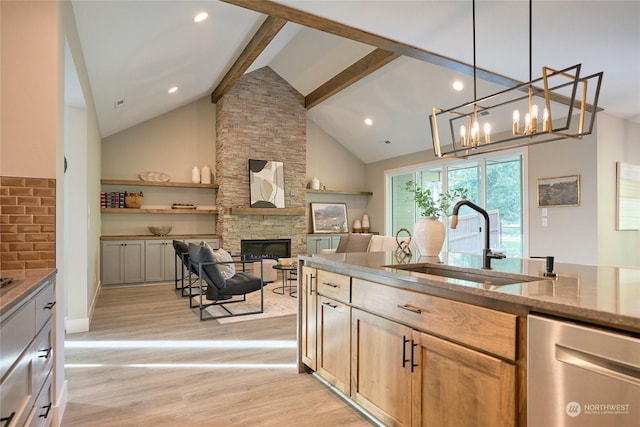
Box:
[537,175,580,207]
[310,203,348,233]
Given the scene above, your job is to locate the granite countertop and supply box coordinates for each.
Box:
[300,252,640,334]
[0,268,57,320]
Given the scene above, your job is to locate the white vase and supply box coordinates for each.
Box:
[413,217,446,257]
[361,214,370,233]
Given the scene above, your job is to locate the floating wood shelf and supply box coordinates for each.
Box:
[229,207,305,216]
[101,208,217,214]
[101,179,218,189]
[305,189,372,196]
[100,234,220,241]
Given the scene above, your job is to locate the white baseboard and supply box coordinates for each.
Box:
[65,317,90,333]
[53,379,68,427]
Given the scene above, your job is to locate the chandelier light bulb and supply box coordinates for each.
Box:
[543,108,550,132]
[460,125,467,146]
[531,104,538,132]
[512,110,520,135]
[484,123,491,144]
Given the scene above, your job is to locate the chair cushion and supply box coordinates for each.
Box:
[335,233,373,253]
[188,243,226,289]
[211,247,236,279]
[173,240,190,263]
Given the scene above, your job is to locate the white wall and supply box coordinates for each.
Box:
[596,113,640,267]
[306,119,369,232]
[101,97,216,236]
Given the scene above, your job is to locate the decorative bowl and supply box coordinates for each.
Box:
[148,225,172,236]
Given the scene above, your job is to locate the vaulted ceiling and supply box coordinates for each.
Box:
[71,1,640,164]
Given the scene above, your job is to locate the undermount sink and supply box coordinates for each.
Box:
[388,263,541,287]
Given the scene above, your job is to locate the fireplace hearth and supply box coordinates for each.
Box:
[241,239,291,260]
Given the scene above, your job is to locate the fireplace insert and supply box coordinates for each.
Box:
[241,238,291,260]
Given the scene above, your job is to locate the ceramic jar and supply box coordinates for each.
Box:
[413,216,445,257]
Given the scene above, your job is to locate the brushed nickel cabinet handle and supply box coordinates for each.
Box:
[397,304,422,314]
[402,335,410,368]
[322,282,338,288]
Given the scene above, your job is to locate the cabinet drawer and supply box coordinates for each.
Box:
[352,279,517,360]
[27,372,53,427]
[0,346,35,427]
[33,319,53,396]
[316,270,350,303]
[0,299,35,380]
[35,282,55,333]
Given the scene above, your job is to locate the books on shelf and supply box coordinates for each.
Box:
[101,191,126,208]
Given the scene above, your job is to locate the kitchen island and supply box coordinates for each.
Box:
[296,251,639,426]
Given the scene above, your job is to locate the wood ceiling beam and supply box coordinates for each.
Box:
[305,48,400,110]
[220,0,521,89]
[211,15,287,103]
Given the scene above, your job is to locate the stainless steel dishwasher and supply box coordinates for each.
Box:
[528,314,639,427]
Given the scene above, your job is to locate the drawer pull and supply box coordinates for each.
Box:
[39,347,53,359]
[39,403,52,419]
[397,304,422,314]
[44,301,56,310]
[1,412,15,427]
[322,282,338,288]
[322,301,339,310]
[309,274,315,295]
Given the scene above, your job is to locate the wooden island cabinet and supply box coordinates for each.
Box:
[298,263,520,427]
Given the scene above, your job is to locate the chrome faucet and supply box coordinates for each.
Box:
[450,200,506,270]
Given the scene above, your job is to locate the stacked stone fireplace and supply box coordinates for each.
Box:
[215,67,307,256]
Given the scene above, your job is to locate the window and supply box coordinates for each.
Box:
[387,152,524,257]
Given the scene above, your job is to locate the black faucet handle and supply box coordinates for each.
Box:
[532,256,557,277]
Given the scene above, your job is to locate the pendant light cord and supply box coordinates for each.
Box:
[472,0,477,102]
[529,0,532,82]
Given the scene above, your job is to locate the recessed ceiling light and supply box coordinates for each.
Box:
[194,12,208,23]
[168,86,178,94]
[364,117,373,126]
[453,81,464,91]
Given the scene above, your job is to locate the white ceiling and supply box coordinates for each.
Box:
[71,1,640,164]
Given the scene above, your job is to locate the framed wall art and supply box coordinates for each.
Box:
[311,203,348,233]
[537,175,580,207]
[249,159,285,208]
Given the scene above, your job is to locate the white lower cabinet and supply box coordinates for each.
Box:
[144,240,174,283]
[101,238,220,285]
[1,281,55,427]
[101,240,145,285]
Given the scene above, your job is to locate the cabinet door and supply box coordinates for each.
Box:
[351,308,412,427]
[300,266,317,370]
[306,236,330,254]
[317,295,351,395]
[145,240,173,282]
[101,241,125,285]
[330,235,342,248]
[122,241,145,284]
[412,330,516,427]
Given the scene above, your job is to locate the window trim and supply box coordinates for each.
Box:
[384,147,529,257]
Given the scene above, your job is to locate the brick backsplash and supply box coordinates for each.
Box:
[216,67,307,256]
[0,176,56,270]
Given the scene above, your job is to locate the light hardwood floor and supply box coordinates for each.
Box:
[62,283,372,426]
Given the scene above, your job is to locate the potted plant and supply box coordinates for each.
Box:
[404,181,468,256]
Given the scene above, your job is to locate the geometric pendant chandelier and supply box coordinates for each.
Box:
[430,1,603,159]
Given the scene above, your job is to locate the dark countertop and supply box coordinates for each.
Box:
[0,268,57,320]
[299,252,640,334]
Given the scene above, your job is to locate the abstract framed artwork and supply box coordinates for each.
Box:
[310,203,348,233]
[537,175,580,207]
[249,159,285,208]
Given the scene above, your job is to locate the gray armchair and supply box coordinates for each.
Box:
[187,243,264,321]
